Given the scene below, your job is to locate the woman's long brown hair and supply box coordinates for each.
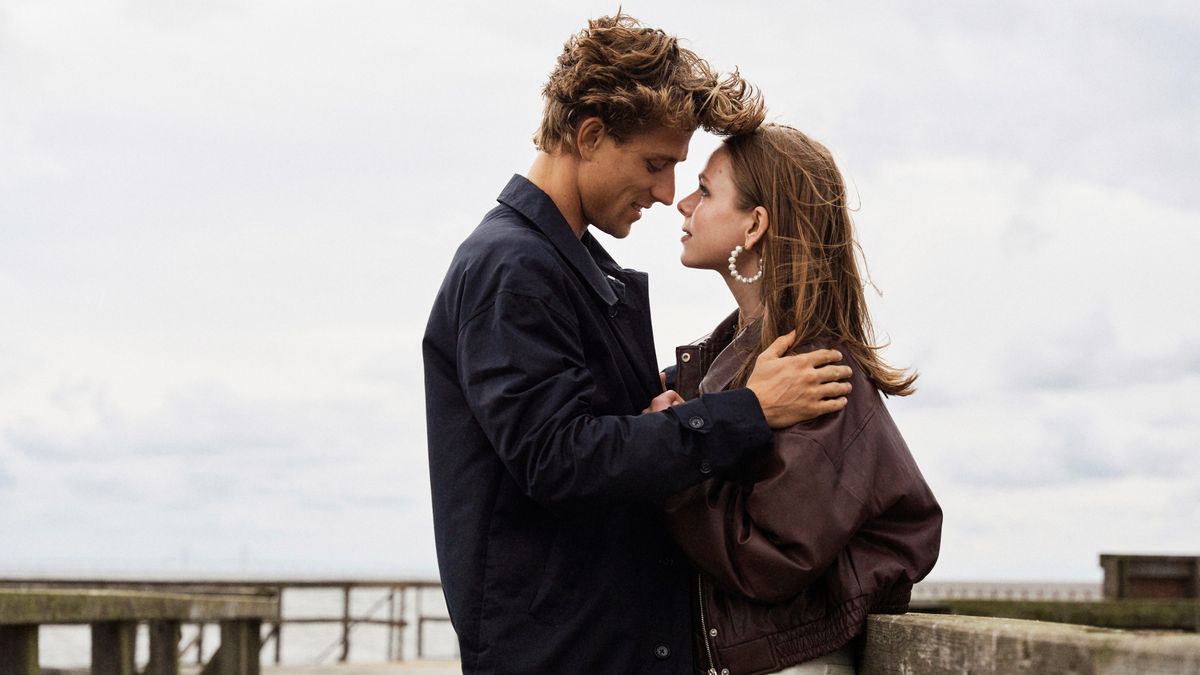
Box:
[725,124,917,396]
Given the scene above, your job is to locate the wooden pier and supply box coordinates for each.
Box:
[0,587,275,675]
[0,579,454,675]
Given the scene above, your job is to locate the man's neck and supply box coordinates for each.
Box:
[527,152,588,239]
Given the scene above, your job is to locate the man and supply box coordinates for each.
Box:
[423,13,851,674]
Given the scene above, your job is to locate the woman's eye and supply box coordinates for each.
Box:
[699,186,709,197]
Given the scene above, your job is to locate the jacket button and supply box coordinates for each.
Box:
[699,460,712,475]
[709,628,719,637]
[654,645,671,659]
[688,416,704,429]
[680,352,692,363]
[608,305,618,318]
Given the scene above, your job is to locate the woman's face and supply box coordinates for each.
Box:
[677,148,756,272]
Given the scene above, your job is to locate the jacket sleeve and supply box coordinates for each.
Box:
[662,417,874,604]
[457,289,772,510]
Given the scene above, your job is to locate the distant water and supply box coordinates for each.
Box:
[38,586,460,669]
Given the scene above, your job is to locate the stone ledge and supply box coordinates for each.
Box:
[862,612,1200,675]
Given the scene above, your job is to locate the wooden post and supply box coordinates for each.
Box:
[340,586,351,663]
[195,623,205,665]
[271,623,282,665]
[274,585,283,665]
[416,586,424,659]
[91,621,136,675]
[386,588,396,661]
[397,586,406,662]
[146,620,180,675]
[0,624,39,675]
[211,620,261,675]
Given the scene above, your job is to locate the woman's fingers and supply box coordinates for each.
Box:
[643,389,685,413]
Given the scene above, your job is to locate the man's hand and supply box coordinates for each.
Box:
[643,389,685,414]
[745,331,852,429]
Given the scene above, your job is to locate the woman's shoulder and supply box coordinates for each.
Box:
[780,341,887,439]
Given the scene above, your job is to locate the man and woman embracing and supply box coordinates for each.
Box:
[423,13,942,675]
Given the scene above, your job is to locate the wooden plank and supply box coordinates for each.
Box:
[0,624,39,675]
[861,612,1200,675]
[146,620,180,675]
[0,589,277,625]
[91,621,136,675]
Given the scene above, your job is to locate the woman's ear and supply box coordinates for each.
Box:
[576,117,606,161]
[745,206,770,250]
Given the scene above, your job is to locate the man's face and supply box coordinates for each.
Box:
[577,125,693,239]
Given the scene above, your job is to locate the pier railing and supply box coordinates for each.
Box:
[0,587,276,675]
[0,579,452,668]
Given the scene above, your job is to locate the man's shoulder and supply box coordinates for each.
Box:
[456,203,558,268]
[442,203,571,307]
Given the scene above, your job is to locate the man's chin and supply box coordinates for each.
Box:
[594,221,633,239]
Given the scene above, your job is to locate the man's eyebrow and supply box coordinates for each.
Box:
[648,154,684,164]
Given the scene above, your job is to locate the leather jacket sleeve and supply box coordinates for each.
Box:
[664,422,872,604]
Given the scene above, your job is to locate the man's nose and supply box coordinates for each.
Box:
[651,172,675,206]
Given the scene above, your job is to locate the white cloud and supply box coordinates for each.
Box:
[0,0,1197,582]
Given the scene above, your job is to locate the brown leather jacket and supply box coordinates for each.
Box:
[665,312,942,675]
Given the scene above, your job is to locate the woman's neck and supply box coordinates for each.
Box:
[722,274,764,330]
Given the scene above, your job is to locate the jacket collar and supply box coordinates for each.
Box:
[497,174,618,306]
[700,313,762,395]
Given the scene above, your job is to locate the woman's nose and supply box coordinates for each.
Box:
[677,191,696,216]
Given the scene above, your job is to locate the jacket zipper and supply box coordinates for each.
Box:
[696,573,718,675]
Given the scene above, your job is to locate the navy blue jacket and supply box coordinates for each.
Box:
[423,175,772,674]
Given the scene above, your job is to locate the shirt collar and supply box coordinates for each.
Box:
[700,313,762,395]
[497,174,618,306]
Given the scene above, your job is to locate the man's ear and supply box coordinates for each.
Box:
[746,206,770,250]
[576,117,606,161]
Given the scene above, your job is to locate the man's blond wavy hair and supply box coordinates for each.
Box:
[534,12,765,153]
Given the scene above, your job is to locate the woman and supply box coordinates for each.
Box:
[653,124,942,675]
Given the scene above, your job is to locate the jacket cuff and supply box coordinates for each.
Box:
[666,388,771,476]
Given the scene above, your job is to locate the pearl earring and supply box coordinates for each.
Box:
[728,245,763,284]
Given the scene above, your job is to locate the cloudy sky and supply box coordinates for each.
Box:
[1,1,1197,582]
